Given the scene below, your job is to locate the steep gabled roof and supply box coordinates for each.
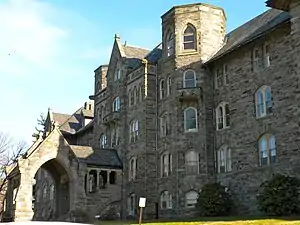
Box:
[58,108,83,134]
[207,9,290,63]
[123,45,150,59]
[70,145,122,169]
[52,113,71,126]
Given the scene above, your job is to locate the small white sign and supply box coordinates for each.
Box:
[139,197,146,208]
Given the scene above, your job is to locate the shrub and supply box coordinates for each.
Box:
[257,174,300,216]
[196,182,232,217]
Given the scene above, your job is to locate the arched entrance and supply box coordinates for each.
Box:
[32,159,70,221]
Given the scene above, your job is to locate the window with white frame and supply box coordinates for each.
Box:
[129,120,139,143]
[252,48,261,71]
[129,157,137,181]
[184,107,198,132]
[182,24,196,50]
[258,134,276,166]
[160,112,171,137]
[114,69,121,81]
[167,76,172,95]
[183,70,196,88]
[166,31,174,57]
[160,191,172,209]
[185,151,199,174]
[185,190,198,208]
[216,102,230,130]
[263,43,270,68]
[100,133,107,148]
[111,126,120,147]
[161,152,172,177]
[217,145,232,173]
[113,97,121,112]
[255,85,273,118]
[128,193,137,216]
[160,79,165,99]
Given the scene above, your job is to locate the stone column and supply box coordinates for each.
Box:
[86,169,90,193]
[14,174,34,221]
[107,170,111,185]
[96,169,100,190]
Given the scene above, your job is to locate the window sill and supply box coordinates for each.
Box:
[178,50,198,57]
[216,126,230,132]
[256,113,273,121]
[184,129,198,133]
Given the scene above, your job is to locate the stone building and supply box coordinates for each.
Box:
[4,0,300,222]
[91,0,300,219]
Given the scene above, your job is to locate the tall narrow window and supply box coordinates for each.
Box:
[113,97,121,112]
[160,112,171,137]
[160,80,165,99]
[263,43,270,68]
[252,48,261,71]
[185,190,198,208]
[161,152,172,177]
[224,64,229,85]
[217,145,232,173]
[133,87,137,105]
[111,126,120,147]
[167,76,172,95]
[128,193,137,216]
[216,102,230,130]
[258,134,276,166]
[255,86,273,118]
[114,69,121,81]
[183,24,196,50]
[160,191,172,209]
[166,31,174,57]
[129,157,137,180]
[100,134,107,148]
[130,120,139,143]
[183,70,196,88]
[215,68,223,89]
[184,107,198,132]
[185,151,199,174]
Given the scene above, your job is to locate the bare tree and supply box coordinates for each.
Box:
[32,113,46,141]
[0,132,27,220]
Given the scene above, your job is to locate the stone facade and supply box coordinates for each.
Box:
[91,0,300,220]
[5,0,300,222]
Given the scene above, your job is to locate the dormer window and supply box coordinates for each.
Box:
[182,24,196,50]
[166,31,174,57]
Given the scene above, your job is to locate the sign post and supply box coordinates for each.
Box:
[138,197,146,225]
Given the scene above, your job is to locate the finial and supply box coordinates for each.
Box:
[114,34,120,40]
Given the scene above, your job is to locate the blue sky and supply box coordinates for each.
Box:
[0,0,268,144]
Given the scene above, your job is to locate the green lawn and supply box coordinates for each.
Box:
[96,217,300,225]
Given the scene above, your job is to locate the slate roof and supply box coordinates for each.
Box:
[58,108,83,134]
[74,120,94,135]
[206,9,291,63]
[70,145,122,169]
[52,113,70,126]
[123,45,150,59]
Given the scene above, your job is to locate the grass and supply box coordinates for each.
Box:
[95,217,300,225]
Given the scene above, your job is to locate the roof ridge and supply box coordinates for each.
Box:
[59,106,83,128]
[123,44,151,51]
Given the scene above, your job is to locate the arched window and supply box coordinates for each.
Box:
[217,145,232,173]
[166,30,174,57]
[258,134,276,166]
[184,107,198,132]
[255,85,273,118]
[167,76,172,95]
[160,79,165,99]
[182,24,196,50]
[100,133,107,148]
[160,112,171,137]
[128,193,137,216]
[160,191,172,209]
[129,157,137,181]
[161,152,172,177]
[111,126,120,147]
[216,102,230,130]
[113,97,121,112]
[185,151,199,174]
[183,70,196,88]
[129,120,139,143]
[185,190,198,208]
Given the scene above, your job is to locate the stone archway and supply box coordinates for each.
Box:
[32,159,70,221]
